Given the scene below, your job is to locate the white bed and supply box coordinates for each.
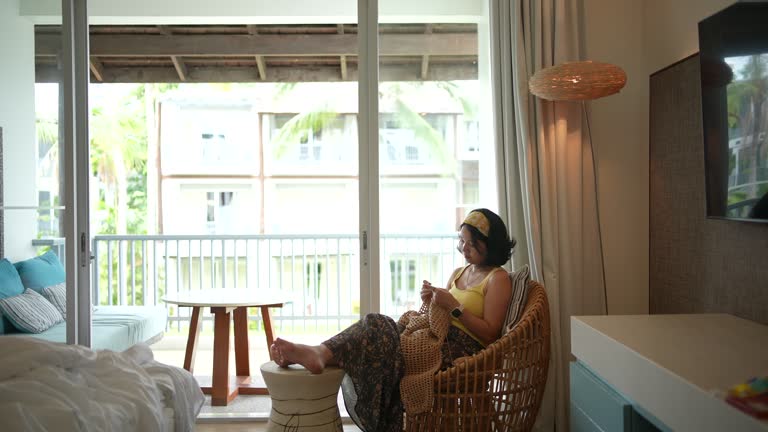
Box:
[0,336,204,432]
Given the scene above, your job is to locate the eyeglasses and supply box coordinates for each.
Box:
[456,237,476,253]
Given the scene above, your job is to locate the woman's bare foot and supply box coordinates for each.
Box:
[270,338,333,374]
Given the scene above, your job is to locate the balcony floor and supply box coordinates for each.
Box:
[149,332,360,429]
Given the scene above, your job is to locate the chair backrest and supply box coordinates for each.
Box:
[491,279,551,431]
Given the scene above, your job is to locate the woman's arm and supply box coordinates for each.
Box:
[421,267,462,303]
[431,269,512,345]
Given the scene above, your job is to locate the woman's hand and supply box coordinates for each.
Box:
[420,280,433,303]
[430,286,460,311]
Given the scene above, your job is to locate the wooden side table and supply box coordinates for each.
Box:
[163,288,290,406]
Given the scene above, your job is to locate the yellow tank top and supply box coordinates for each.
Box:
[449,265,505,346]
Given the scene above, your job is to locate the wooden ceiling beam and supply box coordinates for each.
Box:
[157,25,173,36]
[35,63,478,84]
[170,56,188,81]
[421,55,430,80]
[254,55,266,80]
[337,25,346,80]
[89,58,105,82]
[421,25,432,80]
[340,55,348,80]
[35,33,477,57]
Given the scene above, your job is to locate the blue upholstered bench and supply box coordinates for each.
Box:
[24,305,167,351]
[0,251,166,352]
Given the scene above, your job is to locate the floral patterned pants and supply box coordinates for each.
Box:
[323,313,482,432]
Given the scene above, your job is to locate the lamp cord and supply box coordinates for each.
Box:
[582,101,609,315]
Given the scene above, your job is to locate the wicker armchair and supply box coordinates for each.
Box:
[405,280,551,432]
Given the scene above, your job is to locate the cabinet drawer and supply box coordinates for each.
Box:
[570,361,631,432]
[571,401,605,432]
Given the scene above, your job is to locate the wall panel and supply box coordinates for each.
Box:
[649,54,768,324]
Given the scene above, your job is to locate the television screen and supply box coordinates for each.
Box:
[699,1,768,222]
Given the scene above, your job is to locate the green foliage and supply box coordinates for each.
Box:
[435,81,478,119]
[758,183,768,197]
[126,172,147,234]
[271,109,340,158]
[36,117,59,157]
[727,55,767,130]
[728,190,748,205]
[275,82,298,99]
[393,98,453,169]
[90,83,177,235]
[270,81,472,173]
[90,87,147,234]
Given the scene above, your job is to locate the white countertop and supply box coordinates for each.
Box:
[571,314,768,432]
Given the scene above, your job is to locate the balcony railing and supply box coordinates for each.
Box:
[86,233,464,334]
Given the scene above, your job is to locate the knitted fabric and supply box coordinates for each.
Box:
[397,301,451,415]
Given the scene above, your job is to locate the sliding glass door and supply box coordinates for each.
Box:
[15,0,500,349]
[376,1,498,317]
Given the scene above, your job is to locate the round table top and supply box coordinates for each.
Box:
[162,288,291,307]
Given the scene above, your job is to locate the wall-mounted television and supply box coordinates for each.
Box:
[699,1,768,223]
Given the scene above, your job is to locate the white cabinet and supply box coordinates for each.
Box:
[571,314,768,432]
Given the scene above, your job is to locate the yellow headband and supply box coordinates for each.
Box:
[463,211,490,237]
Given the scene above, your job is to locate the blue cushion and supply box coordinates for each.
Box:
[14,250,66,293]
[0,312,10,334]
[0,259,25,302]
[0,259,24,335]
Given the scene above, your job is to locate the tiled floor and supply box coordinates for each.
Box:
[150,332,331,376]
[150,333,273,378]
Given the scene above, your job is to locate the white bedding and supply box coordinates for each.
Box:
[0,336,204,432]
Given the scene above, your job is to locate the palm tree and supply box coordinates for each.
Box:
[269,81,478,173]
[35,116,61,237]
[734,55,768,197]
[89,87,147,235]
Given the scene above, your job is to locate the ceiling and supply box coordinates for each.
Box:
[34,24,479,84]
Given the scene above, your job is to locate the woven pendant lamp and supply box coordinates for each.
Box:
[528,61,627,101]
[526,60,628,316]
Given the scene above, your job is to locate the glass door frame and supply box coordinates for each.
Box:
[61,0,380,337]
[62,0,92,346]
[357,0,381,316]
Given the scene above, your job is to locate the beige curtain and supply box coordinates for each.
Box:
[490,0,607,430]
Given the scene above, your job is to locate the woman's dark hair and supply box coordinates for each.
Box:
[460,208,516,267]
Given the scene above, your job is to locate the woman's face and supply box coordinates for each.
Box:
[457,226,487,265]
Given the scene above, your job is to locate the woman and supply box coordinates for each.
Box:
[270,208,515,432]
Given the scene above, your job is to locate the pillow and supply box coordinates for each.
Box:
[503,264,531,334]
[14,250,66,293]
[0,259,26,335]
[0,288,64,333]
[0,258,25,300]
[41,283,67,320]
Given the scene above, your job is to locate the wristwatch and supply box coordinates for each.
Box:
[451,304,465,318]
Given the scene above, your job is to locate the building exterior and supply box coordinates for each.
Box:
[154,83,480,317]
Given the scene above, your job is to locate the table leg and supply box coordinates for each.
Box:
[183,306,202,373]
[196,304,282,402]
[233,306,250,376]
[211,307,234,406]
[229,306,270,396]
[261,305,275,360]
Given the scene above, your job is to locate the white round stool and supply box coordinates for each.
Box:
[260,361,345,432]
